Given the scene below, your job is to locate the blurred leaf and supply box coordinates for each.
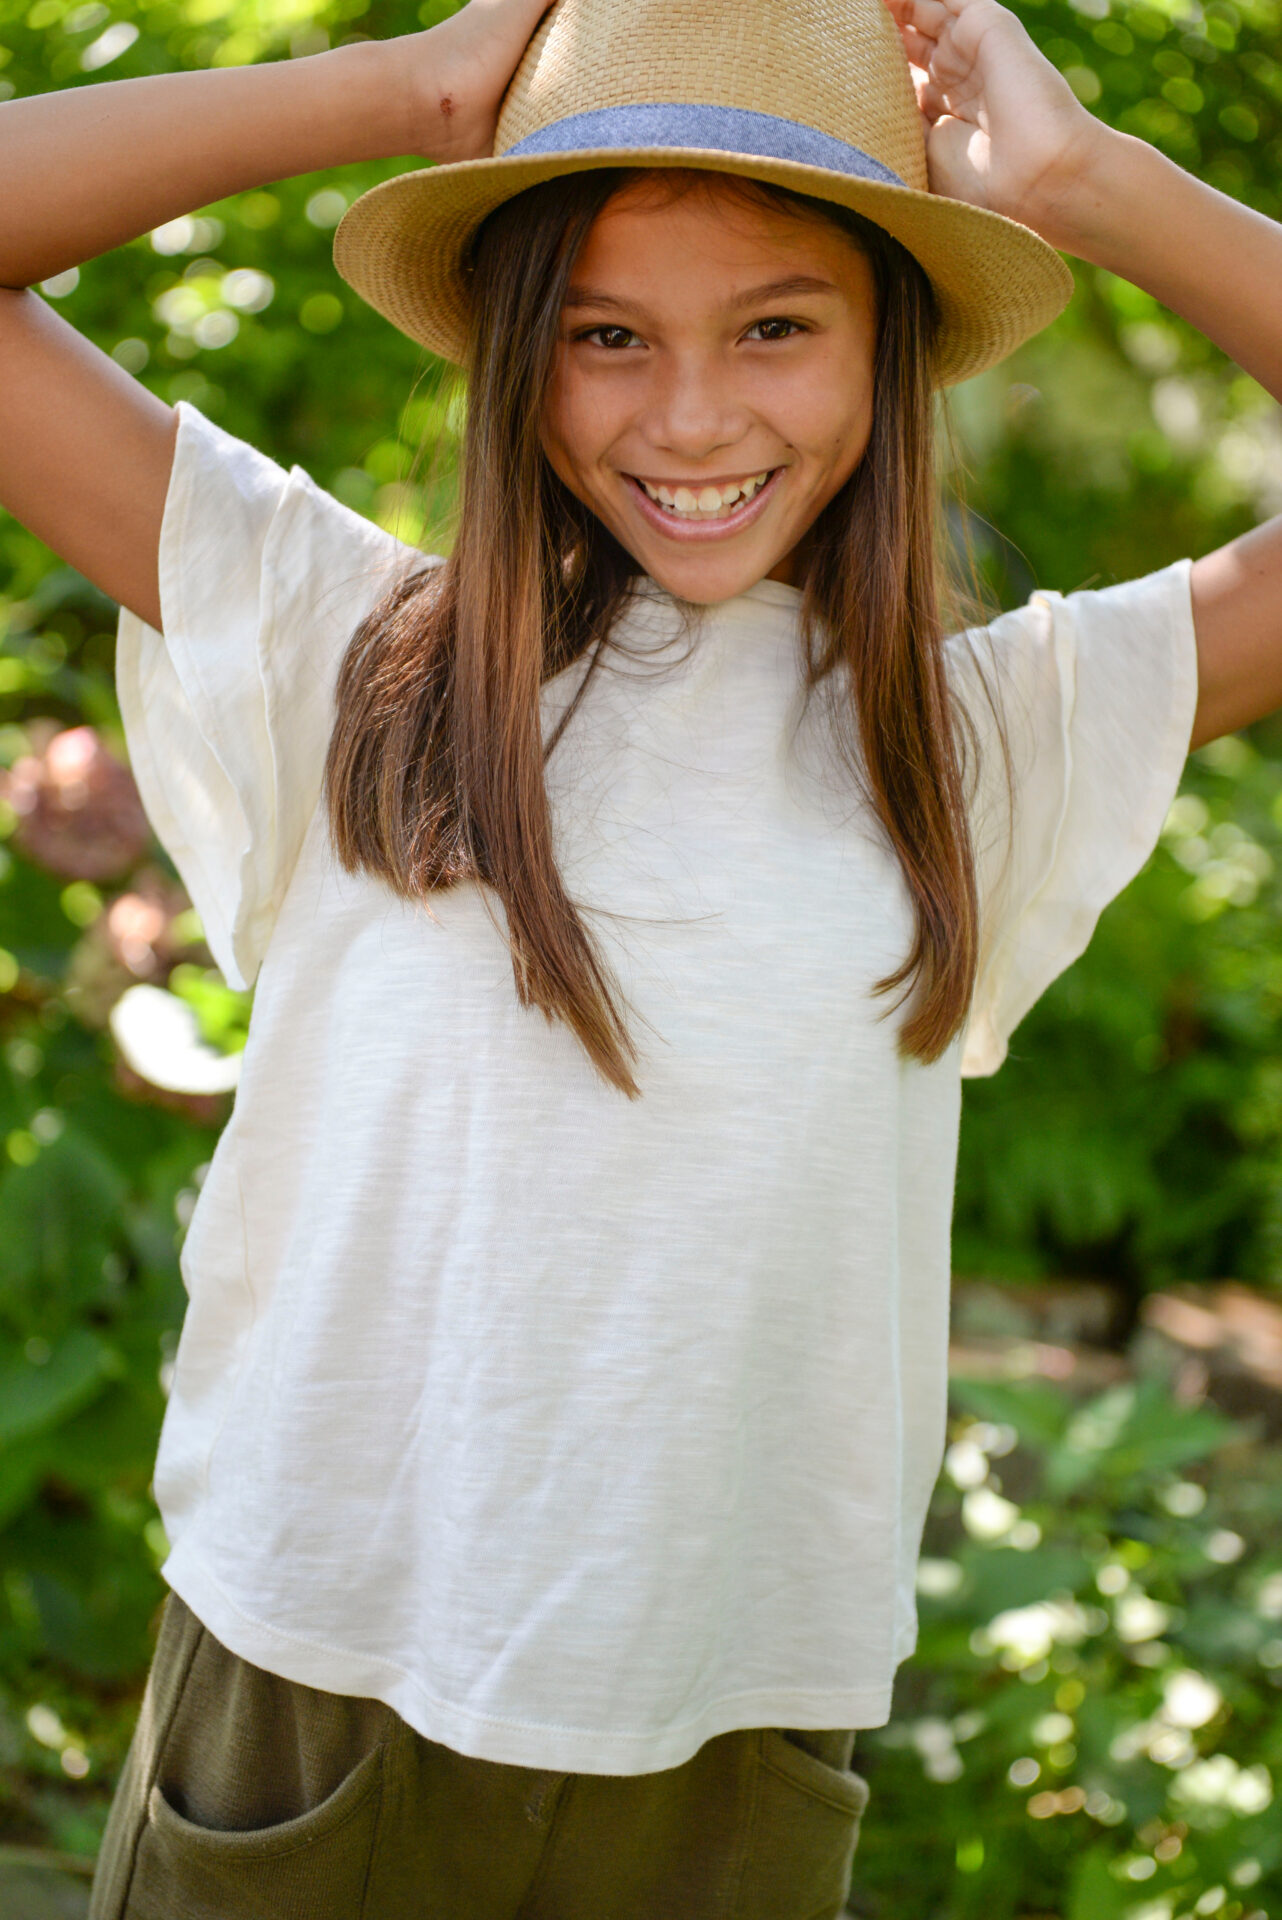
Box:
[961,1542,1093,1616]
[166,964,250,1054]
[0,1434,46,1531]
[0,1329,114,1447]
[950,1376,1077,1450]
[1067,1849,1130,1920]
[0,855,77,976]
[0,1128,127,1308]
[1044,1378,1241,1495]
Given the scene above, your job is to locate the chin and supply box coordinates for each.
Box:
[636,549,781,607]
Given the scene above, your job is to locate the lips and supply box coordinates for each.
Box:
[623,466,783,540]
[636,472,772,517]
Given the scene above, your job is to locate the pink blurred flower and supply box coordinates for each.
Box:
[65,866,205,1027]
[101,869,192,978]
[2,720,151,880]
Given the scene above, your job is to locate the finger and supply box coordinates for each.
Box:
[908,65,940,124]
[929,0,1006,21]
[884,0,951,37]
[896,23,940,71]
[915,73,958,122]
[884,0,943,77]
[922,111,992,206]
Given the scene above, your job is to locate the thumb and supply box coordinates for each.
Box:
[923,112,993,206]
[905,59,936,130]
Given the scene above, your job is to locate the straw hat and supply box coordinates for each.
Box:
[334,0,1074,386]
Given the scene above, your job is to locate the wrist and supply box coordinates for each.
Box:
[365,34,434,162]
[302,38,420,165]
[1024,121,1153,261]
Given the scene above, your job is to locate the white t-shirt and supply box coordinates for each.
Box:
[116,402,1198,1775]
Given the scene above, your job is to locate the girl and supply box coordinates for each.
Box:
[3,0,1282,1912]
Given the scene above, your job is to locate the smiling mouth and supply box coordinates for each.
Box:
[628,469,778,520]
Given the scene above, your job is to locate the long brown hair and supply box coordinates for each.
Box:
[324,167,980,1096]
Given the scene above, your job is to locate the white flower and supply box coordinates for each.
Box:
[1171,1756,1272,1817]
[109,985,241,1094]
[916,1557,964,1598]
[910,1718,956,1758]
[193,310,238,350]
[1147,1727,1195,1768]
[983,1600,1090,1665]
[1115,1592,1172,1643]
[26,1704,66,1749]
[153,286,205,333]
[962,1487,1020,1541]
[1032,1712,1075,1746]
[945,1438,989,1489]
[1254,1572,1282,1620]
[1162,1670,1222,1730]
[222,269,275,314]
[1228,1766,1274,1816]
[910,1718,963,1780]
[81,21,138,70]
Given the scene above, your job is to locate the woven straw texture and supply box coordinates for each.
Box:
[333,0,1074,387]
[495,0,928,188]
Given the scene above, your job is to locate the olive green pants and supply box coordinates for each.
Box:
[89,1591,869,1920]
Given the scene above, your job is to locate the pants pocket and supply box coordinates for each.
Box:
[733,1728,869,1920]
[125,1739,386,1920]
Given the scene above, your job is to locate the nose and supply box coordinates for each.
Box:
[640,349,752,465]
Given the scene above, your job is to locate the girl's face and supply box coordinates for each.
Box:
[540,176,880,605]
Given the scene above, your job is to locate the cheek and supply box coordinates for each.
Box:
[544,344,602,440]
[830,383,875,480]
[540,355,576,474]
[758,354,872,549]
[769,346,875,476]
[541,362,623,501]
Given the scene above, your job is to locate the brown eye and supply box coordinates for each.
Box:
[746,317,803,342]
[579,325,639,349]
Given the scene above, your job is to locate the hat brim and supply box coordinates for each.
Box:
[333,146,1073,388]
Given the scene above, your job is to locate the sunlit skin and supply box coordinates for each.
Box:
[540,176,880,606]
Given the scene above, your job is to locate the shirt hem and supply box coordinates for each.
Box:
[161,1542,896,1775]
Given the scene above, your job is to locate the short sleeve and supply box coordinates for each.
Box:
[953,559,1199,1078]
[116,403,427,990]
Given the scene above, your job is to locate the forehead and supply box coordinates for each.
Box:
[571,174,871,294]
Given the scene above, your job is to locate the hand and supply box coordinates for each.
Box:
[401,0,557,163]
[884,0,1111,245]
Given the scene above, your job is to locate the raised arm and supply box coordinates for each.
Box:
[0,0,551,629]
[887,0,1282,750]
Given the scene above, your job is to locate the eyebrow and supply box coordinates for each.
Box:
[562,274,841,316]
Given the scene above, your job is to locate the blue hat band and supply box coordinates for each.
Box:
[503,103,906,188]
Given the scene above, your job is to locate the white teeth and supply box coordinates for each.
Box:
[637,471,771,517]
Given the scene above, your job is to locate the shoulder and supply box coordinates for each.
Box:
[945,560,1195,731]
[165,401,437,635]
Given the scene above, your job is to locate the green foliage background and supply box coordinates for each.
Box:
[2,0,1282,1911]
